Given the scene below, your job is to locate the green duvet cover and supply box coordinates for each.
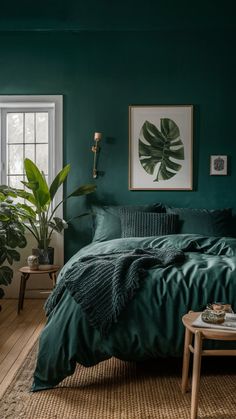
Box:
[32,234,236,391]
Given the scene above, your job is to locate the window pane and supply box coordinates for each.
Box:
[25,144,35,162]
[7,175,24,189]
[25,113,35,143]
[7,113,23,143]
[8,144,23,174]
[36,112,48,143]
[36,144,48,174]
[7,176,24,204]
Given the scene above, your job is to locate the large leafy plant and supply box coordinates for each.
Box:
[0,189,26,301]
[14,158,96,250]
[139,118,185,181]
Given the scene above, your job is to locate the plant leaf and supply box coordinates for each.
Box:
[0,230,6,245]
[24,158,50,208]
[14,189,36,205]
[66,212,90,224]
[0,213,10,221]
[0,186,17,198]
[15,203,37,219]
[139,119,185,182]
[139,120,165,146]
[67,184,96,198]
[6,253,13,265]
[6,227,27,248]
[160,118,180,140]
[49,164,71,201]
[7,249,20,262]
[49,217,68,233]
[0,266,13,286]
[0,250,7,265]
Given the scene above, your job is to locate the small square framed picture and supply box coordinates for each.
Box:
[210,155,228,175]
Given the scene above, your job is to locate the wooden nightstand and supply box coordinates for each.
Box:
[181,311,236,419]
[18,265,60,314]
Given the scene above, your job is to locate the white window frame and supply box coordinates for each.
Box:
[0,95,63,218]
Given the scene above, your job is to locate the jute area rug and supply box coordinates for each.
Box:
[1,343,236,419]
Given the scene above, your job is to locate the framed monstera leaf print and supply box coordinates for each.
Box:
[129,105,193,190]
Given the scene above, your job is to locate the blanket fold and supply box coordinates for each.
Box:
[45,247,185,335]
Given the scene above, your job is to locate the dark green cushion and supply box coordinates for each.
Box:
[120,210,178,238]
[166,207,232,236]
[92,203,165,242]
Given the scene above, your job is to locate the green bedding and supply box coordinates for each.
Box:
[32,234,236,391]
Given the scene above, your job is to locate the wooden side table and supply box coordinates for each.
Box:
[18,265,60,314]
[181,311,236,419]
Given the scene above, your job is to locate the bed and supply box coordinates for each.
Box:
[32,204,236,391]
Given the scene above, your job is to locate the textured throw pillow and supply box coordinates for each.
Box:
[92,203,166,242]
[165,207,232,236]
[120,210,178,238]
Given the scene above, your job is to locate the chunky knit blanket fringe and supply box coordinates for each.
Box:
[45,247,185,336]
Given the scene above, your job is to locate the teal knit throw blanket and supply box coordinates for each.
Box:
[45,247,185,335]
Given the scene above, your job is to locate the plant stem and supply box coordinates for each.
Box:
[22,223,39,243]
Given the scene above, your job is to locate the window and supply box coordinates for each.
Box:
[0,95,63,215]
[4,110,50,191]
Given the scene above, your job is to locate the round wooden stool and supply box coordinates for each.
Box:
[182,311,236,419]
[18,265,60,314]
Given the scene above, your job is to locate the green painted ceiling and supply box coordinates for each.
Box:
[0,0,235,31]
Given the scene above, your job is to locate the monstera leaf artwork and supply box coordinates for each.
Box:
[139,118,185,182]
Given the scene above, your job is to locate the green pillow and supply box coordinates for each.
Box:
[92,203,165,242]
[120,210,178,238]
[166,207,232,236]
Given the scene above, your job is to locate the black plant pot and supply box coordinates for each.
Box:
[32,247,54,265]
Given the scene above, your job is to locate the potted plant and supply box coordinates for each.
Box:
[13,158,96,266]
[0,188,27,310]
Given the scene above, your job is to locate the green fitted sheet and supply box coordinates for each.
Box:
[32,234,236,391]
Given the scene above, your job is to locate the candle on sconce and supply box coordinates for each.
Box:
[94,132,102,141]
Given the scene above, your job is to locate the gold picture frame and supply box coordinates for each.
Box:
[129,105,193,190]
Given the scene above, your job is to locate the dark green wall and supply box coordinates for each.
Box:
[0,28,235,259]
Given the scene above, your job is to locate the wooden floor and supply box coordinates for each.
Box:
[0,299,46,398]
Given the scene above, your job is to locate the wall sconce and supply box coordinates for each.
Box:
[92,132,102,178]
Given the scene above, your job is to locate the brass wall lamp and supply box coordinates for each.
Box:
[92,132,102,178]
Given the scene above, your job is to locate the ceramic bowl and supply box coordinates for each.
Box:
[201,309,226,324]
